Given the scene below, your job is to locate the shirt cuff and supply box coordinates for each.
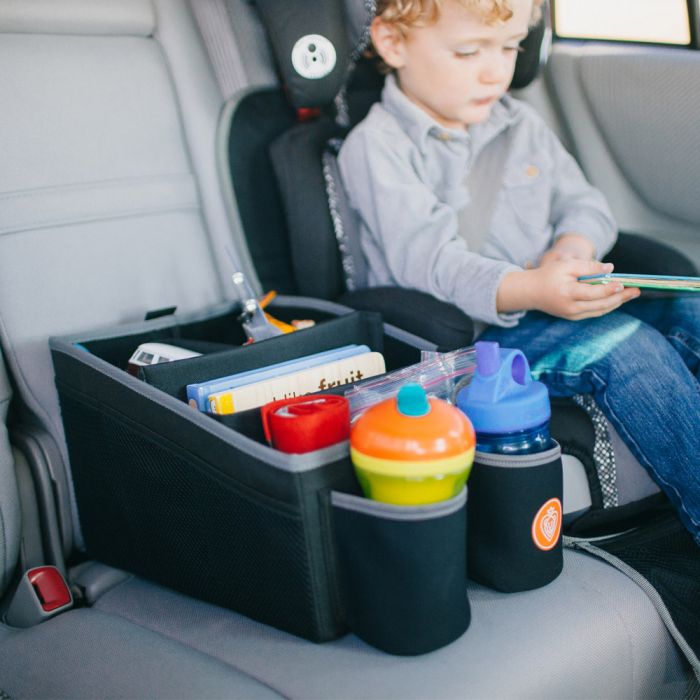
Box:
[554,214,617,260]
[453,260,525,328]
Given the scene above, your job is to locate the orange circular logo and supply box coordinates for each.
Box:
[531,498,562,551]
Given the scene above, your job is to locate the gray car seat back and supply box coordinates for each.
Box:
[0,0,261,547]
[0,358,20,597]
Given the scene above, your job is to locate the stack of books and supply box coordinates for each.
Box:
[187,344,385,415]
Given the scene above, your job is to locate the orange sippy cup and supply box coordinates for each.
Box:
[350,383,476,505]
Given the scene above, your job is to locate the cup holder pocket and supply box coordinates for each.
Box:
[331,488,469,655]
[468,442,563,592]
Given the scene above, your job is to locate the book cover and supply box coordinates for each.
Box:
[208,351,386,414]
[186,344,369,411]
[579,273,700,292]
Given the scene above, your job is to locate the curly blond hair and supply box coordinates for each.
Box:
[375,0,543,34]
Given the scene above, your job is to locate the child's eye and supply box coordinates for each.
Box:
[454,49,478,58]
[504,45,525,54]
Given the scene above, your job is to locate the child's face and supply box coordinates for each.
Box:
[373,0,533,130]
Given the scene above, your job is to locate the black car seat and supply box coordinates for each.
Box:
[224,0,698,535]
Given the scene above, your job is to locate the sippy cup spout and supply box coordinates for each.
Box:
[475,341,500,376]
[396,383,430,417]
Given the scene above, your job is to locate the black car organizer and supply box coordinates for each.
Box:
[50,299,470,655]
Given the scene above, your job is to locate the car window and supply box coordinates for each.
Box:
[553,0,693,46]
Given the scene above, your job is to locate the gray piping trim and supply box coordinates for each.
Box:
[331,487,466,521]
[381,321,437,351]
[572,394,619,509]
[323,141,357,290]
[566,537,700,680]
[350,0,376,61]
[474,442,561,468]
[334,0,376,127]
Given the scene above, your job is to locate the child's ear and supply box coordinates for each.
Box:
[370,16,406,69]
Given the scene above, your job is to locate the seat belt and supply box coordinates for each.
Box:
[457,126,515,256]
[188,0,250,100]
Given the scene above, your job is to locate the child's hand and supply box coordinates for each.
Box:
[498,260,641,320]
[539,233,595,266]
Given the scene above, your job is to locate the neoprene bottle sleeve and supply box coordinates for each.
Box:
[467,442,563,592]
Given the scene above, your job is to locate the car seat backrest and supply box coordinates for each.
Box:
[0,0,259,549]
[0,356,20,597]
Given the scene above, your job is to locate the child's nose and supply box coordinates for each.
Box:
[480,55,512,84]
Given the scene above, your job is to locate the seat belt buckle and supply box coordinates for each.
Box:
[4,566,73,627]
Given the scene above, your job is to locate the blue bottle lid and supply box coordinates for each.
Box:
[456,341,550,434]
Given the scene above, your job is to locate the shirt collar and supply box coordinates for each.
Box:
[381,72,517,155]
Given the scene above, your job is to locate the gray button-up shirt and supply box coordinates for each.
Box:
[338,74,617,328]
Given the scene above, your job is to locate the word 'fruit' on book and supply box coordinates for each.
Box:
[207,351,386,415]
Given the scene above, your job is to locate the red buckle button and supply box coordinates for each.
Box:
[28,567,72,612]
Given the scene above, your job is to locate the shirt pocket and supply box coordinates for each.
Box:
[502,154,553,236]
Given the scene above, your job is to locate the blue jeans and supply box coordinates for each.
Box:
[481,295,700,546]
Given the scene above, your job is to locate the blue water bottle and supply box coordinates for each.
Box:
[456,341,552,454]
[456,341,563,592]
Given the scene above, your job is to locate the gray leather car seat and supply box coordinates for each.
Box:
[0,0,693,697]
[0,1,280,696]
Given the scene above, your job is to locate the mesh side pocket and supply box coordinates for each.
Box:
[61,392,332,641]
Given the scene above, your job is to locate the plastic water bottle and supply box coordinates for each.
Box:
[456,341,553,455]
[457,342,562,593]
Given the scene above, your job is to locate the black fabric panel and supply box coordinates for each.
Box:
[83,312,246,371]
[468,452,563,592]
[57,385,353,642]
[254,0,350,109]
[333,496,470,655]
[140,312,385,400]
[347,56,385,95]
[595,509,700,656]
[228,89,298,294]
[604,231,698,277]
[339,287,475,351]
[269,117,345,299]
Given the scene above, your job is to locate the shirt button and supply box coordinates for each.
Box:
[436,132,451,142]
[526,165,540,178]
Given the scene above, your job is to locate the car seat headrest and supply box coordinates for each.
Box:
[254,0,352,110]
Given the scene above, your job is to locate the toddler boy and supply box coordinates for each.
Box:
[339,0,700,546]
[339,0,639,333]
